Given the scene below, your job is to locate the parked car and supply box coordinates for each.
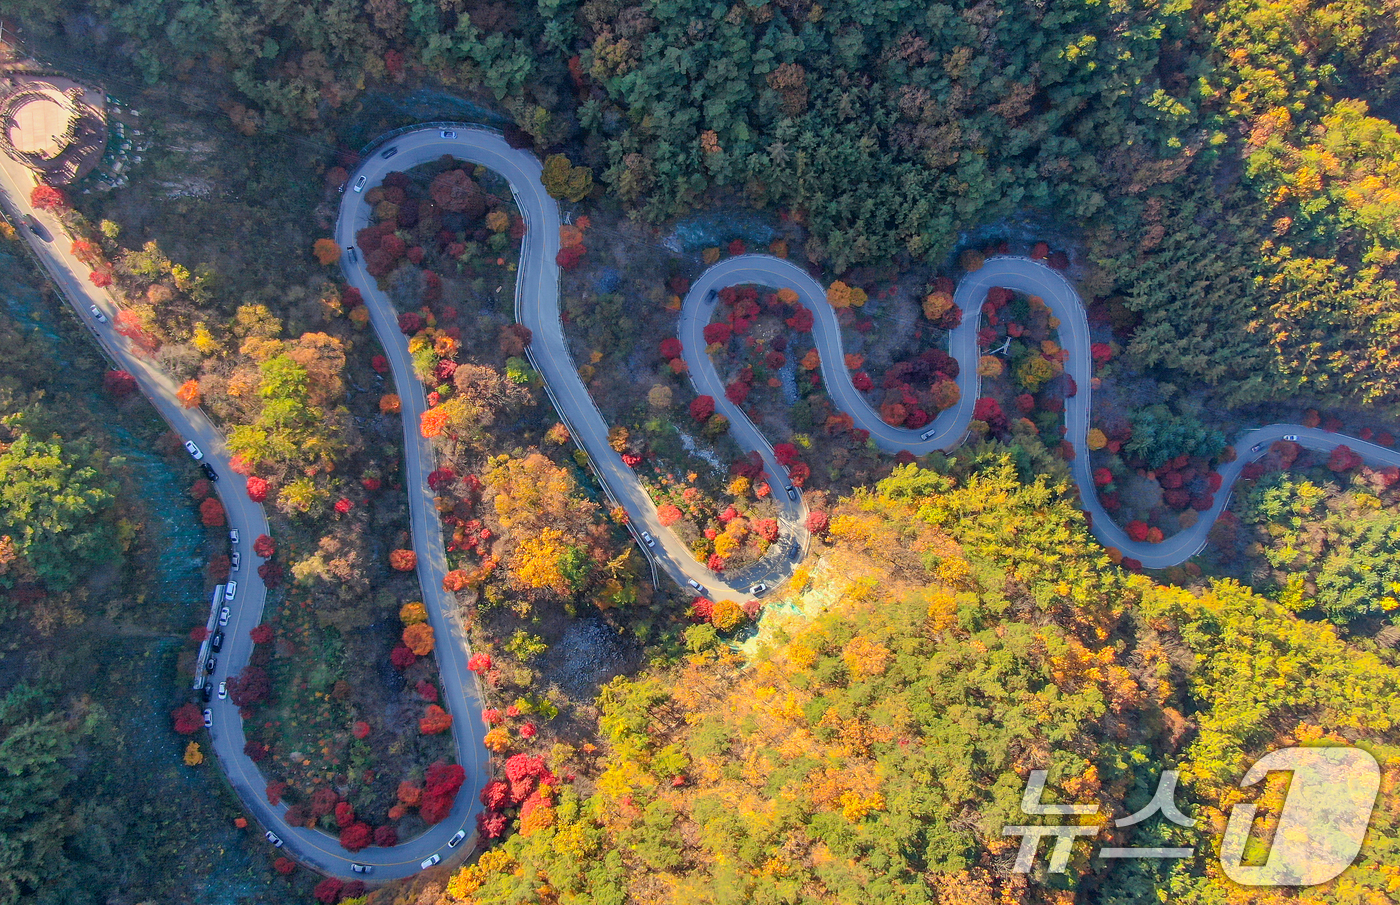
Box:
[219,606,231,627]
[230,551,241,570]
[421,854,441,870]
[184,440,203,460]
[205,656,216,673]
[88,304,108,323]
[201,463,219,481]
[229,529,240,544]
[1283,434,1300,442]
[218,681,227,700]
[224,580,237,601]
[345,246,357,263]
[749,583,768,597]
[785,485,798,500]
[202,709,212,728]
[353,175,368,192]
[447,830,467,848]
[265,831,283,848]
[440,129,457,139]
[920,428,938,441]
[705,289,717,304]
[380,146,399,159]
[640,530,655,548]
[200,684,212,702]
[351,863,373,874]
[687,579,703,592]
[211,631,225,653]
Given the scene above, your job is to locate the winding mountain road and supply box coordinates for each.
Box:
[7,120,1400,880]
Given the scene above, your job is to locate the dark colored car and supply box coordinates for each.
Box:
[210,631,224,653]
[201,463,219,481]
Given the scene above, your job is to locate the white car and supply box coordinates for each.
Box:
[421,853,441,870]
[920,428,937,441]
[447,829,467,848]
[224,580,237,601]
[265,831,283,848]
[749,583,768,597]
[89,305,108,323]
[785,486,798,500]
[202,709,213,728]
[229,529,240,544]
[231,551,240,570]
[219,606,231,627]
[440,129,457,139]
[353,175,368,192]
[351,863,372,873]
[1282,434,1299,442]
[218,681,227,700]
[640,531,655,548]
[687,579,703,592]
[184,440,203,460]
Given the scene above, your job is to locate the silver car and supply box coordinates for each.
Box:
[219,606,231,627]
[421,853,441,869]
[224,580,237,601]
[184,440,203,460]
[89,304,108,323]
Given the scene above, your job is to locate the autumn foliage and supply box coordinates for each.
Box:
[389,549,417,571]
[403,622,436,655]
[253,533,275,558]
[420,704,454,734]
[199,497,226,527]
[177,380,201,408]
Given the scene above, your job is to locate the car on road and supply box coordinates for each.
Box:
[1250,442,1264,453]
[448,830,467,848]
[380,146,399,159]
[440,129,457,139]
[640,530,655,548]
[785,485,797,500]
[218,681,227,700]
[351,863,373,873]
[705,289,717,304]
[225,580,238,601]
[184,440,203,460]
[920,428,938,441]
[219,606,231,627]
[749,583,768,597]
[230,529,240,544]
[205,656,216,673]
[211,631,224,653]
[687,579,704,593]
[23,214,43,235]
[353,175,368,192]
[231,551,240,570]
[346,246,357,263]
[1283,434,1300,442]
[421,854,441,870]
[88,304,108,323]
[265,831,283,848]
[201,463,219,481]
[202,709,212,728]
[200,684,212,702]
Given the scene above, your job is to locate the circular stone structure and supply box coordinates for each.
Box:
[5,86,78,158]
[0,75,108,184]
